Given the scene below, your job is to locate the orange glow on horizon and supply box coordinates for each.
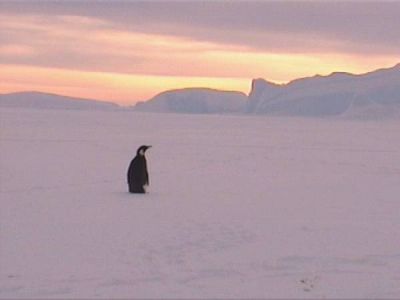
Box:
[0,65,252,106]
[1,12,399,105]
[0,53,394,105]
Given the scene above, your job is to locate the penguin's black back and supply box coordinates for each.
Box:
[127,154,149,193]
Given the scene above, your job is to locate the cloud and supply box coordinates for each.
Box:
[1,1,400,55]
[1,8,398,80]
[0,44,36,57]
[0,1,399,104]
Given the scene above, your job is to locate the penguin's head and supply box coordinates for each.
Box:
[137,145,152,156]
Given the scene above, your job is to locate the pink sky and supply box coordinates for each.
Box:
[0,1,399,105]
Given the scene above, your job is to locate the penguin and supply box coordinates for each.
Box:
[127,145,151,193]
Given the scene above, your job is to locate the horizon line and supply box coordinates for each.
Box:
[1,62,398,106]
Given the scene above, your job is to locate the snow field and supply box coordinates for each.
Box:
[1,108,400,298]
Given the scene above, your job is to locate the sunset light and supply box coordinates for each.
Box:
[2,2,400,298]
[1,1,399,105]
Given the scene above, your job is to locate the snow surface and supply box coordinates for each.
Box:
[1,107,400,298]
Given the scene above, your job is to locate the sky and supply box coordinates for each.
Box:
[0,1,399,105]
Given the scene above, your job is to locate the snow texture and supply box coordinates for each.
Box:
[1,107,400,298]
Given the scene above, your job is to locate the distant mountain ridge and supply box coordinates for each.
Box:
[247,63,400,118]
[0,91,119,110]
[134,88,247,114]
[133,63,399,118]
[1,63,399,118]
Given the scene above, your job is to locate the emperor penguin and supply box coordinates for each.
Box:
[127,145,151,193]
